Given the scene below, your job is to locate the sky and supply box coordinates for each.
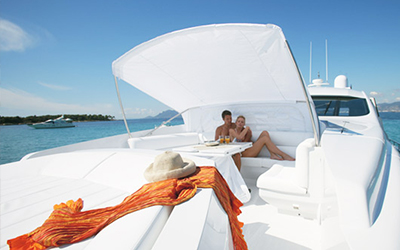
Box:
[1,0,399,119]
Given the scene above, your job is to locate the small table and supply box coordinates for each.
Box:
[173,142,253,203]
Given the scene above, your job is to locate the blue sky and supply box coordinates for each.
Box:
[1,0,399,119]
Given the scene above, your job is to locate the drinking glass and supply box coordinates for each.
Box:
[219,135,224,144]
[225,135,230,144]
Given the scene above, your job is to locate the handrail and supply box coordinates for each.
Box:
[144,109,188,136]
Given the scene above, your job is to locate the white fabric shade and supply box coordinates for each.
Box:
[112,23,307,112]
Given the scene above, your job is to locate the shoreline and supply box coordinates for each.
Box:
[1,117,183,126]
[0,120,116,126]
[0,111,181,126]
[0,114,116,126]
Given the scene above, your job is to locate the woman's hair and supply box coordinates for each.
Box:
[236,115,245,122]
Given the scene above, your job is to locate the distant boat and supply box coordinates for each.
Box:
[27,115,75,129]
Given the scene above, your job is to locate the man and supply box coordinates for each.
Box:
[215,110,241,170]
[215,110,236,140]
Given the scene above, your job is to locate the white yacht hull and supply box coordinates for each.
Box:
[27,123,75,129]
[27,116,75,129]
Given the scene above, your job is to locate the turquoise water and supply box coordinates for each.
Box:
[380,112,400,143]
[1,114,399,165]
[0,119,183,165]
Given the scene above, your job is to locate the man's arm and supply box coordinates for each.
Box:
[215,126,222,140]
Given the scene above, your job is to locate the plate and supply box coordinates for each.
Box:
[204,141,219,147]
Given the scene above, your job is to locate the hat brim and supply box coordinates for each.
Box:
[144,158,196,182]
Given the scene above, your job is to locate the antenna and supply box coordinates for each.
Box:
[309,41,312,84]
[325,39,328,82]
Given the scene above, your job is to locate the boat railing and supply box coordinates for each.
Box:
[144,109,188,136]
[389,139,400,153]
[115,75,188,138]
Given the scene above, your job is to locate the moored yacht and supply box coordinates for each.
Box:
[1,23,399,250]
[27,115,75,129]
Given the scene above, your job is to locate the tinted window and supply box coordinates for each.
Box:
[312,96,369,116]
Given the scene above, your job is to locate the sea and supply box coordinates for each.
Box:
[0,118,183,165]
[1,113,399,165]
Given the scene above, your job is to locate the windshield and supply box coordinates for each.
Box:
[312,96,370,116]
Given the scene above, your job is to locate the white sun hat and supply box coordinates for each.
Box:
[144,151,196,182]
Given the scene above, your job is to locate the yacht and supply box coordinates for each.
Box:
[27,115,75,129]
[2,23,399,250]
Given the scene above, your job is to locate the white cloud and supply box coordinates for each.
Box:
[370,91,383,97]
[123,107,157,117]
[0,87,115,116]
[370,89,400,104]
[0,19,35,52]
[0,87,164,119]
[38,81,72,91]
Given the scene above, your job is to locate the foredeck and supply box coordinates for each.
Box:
[240,177,347,250]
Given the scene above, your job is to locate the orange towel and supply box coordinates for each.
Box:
[8,167,247,250]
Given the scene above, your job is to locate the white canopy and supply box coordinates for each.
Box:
[112,23,319,141]
[112,23,309,112]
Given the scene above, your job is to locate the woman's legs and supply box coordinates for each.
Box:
[242,131,295,161]
[241,136,269,157]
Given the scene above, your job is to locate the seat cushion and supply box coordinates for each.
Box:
[242,157,295,169]
[257,164,307,195]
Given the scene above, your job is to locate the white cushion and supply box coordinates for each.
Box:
[242,157,295,169]
[256,138,315,195]
[250,131,312,157]
[257,164,307,195]
[294,138,315,189]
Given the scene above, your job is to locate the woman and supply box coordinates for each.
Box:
[229,116,295,161]
[229,115,252,142]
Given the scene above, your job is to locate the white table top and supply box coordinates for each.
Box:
[173,142,252,203]
[173,142,252,156]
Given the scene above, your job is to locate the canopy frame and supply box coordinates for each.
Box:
[285,40,321,146]
[114,76,132,138]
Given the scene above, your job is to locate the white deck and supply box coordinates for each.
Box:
[0,148,337,250]
[2,134,400,249]
[0,149,212,249]
[240,178,346,250]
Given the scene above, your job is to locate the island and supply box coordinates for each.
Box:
[377,101,400,112]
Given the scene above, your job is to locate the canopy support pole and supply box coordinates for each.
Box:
[145,108,188,136]
[286,40,320,146]
[114,76,132,138]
